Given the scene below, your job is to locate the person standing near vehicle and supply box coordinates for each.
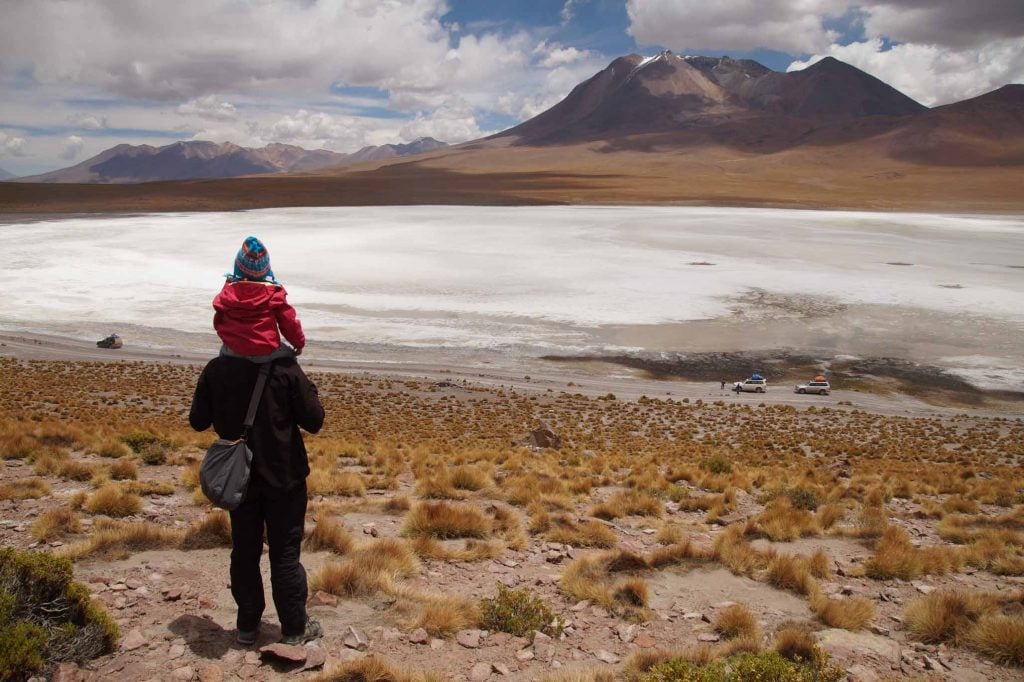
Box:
[189,239,325,647]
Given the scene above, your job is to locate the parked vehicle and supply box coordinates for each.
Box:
[734,374,768,393]
[795,376,830,395]
[96,333,122,349]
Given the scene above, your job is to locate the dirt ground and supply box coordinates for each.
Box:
[1,342,1023,681]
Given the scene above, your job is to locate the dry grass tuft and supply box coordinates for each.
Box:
[180,511,232,549]
[0,477,51,500]
[311,655,443,682]
[58,520,182,560]
[967,614,1024,666]
[766,554,815,596]
[108,458,138,480]
[904,590,999,644]
[590,489,663,520]
[542,514,618,548]
[751,498,820,542]
[811,592,875,631]
[410,536,504,561]
[773,624,817,662]
[384,495,412,513]
[310,538,419,597]
[304,516,356,555]
[613,577,649,607]
[410,597,480,637]
[449,465,493,491]
[30,506,82,541]
[308,468,366,497]
[402,501,492,539]
[84,484,142,517]
[538,671,616,682]
[714,603,759,640]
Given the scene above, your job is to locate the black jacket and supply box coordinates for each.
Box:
[189,355,324,490]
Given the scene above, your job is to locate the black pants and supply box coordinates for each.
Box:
[229,479,308,636]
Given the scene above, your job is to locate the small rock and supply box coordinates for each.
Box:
[343,626,369,651]
[243,651,261,666]
[871,624,891,637]
[633,633,656,648]
[682,612,703,620]
[616,623,637,643]
[121,628,146,651]
[515,649,535,662]
[469,662,492,681]
[308,591,338,607]
[301,646,327,671]
[430,638,445,650]
[197,664,224,682]
[596,650,620,664]
[169,643,186,659]
[570,600,590,612]
[457,629,482,649]
[697,633,720,642]
[171,666,195,681]
[493,663,511,675]
[259,643,308,662]
[409,628,429,644]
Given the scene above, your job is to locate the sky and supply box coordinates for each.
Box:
[1,0,1022,176]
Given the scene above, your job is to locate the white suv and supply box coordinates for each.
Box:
[795,380,830,395]
[734,378,768,393]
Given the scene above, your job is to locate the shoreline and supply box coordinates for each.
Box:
[3,330,1019,421]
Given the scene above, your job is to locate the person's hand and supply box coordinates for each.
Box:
[294,346,303,356]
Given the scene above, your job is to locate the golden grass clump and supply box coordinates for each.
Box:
[714,526,769,577]
[538,671,616,682]
[108,458,138,480]
[307,467,366,497]
[967,614,1024,666]
[311,655,443,682]
[410,597,481,637]
[180,511,232,549]
[304,516,356,555]
[58,520,183,560]
[810,592,875,631]
[713,604,759,640]
[751,499,820,542]
[30,506,82,541]
[590,489,664,520]
[384,495,412,513]
[541,513,618,548]
[84,484,142,517]
[903,590,999,644]
[613,577,649,607]
[57,459,95,482]
[401,501,492,539]
[864,527,963,580]
[0,477,51,500]
[773,624,818,663]
[766,554,816,596]
[310,538,419,597]
[409,536,504,561]
[449,464,493,491]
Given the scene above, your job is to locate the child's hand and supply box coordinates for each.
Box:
[294,347,303,356]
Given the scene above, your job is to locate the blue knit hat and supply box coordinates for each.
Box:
[229,236,276,282]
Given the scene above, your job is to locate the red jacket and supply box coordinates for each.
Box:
[213,281,305,356]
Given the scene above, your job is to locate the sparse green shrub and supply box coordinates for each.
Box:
[479,584,562,637]
[0,548,119,680]
[702,455,732,475]
[642,650,844,682]
[786,487,820,511]
[121,431,169,465]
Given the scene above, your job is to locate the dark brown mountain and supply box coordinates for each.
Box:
[496,51,926,147]
[17,137,448,183]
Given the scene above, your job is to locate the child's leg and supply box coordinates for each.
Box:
[220,344,294,364]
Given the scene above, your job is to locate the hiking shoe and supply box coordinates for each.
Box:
[236,628,259,646]
[281,619,322,645]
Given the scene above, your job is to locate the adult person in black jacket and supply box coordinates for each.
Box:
[189,354,325,646]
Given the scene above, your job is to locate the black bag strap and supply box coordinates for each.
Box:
[242,364,272,439]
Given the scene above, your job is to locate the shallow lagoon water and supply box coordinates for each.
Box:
[2,206,1023,379]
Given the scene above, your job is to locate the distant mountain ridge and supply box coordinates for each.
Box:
[497,51,927,147]
[18,137,447,184]
[0,166,15,180]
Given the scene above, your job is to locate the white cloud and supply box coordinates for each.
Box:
[59,135,85,160]
[626,0,846,54]
[788,37,1024,105]
[399,100,491,143]
[0,132,27,157]
[69,114,108,130]
[561,0,585,25]
[861,1,1024,50]
[177,95,238,121]
[536,43,592,69]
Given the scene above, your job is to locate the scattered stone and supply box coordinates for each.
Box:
[344,626,369,651]
[470,662,492,681]
[596,650,620,664]
[914,583,936,595]
[527,421,562,450]
[409,628,429,644]
[493,663,511,675]
[243,651,261,666]
[871,624,892,637]
[301,646,327,671]
[682,612,703,620]
[430,638,445,650]
[616,623,637,643]
[697,633,720,643]
[457,629,482,649]
[633,633,657,648]
[308,591,338,607]
[121,628,146,651]
[259,643,308,663]
[169,643,186,659]
[171,666,195,681]
[515,649,535,662]
[570,600,590,612]
[236,664,260,679]
[197,664,224,682]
